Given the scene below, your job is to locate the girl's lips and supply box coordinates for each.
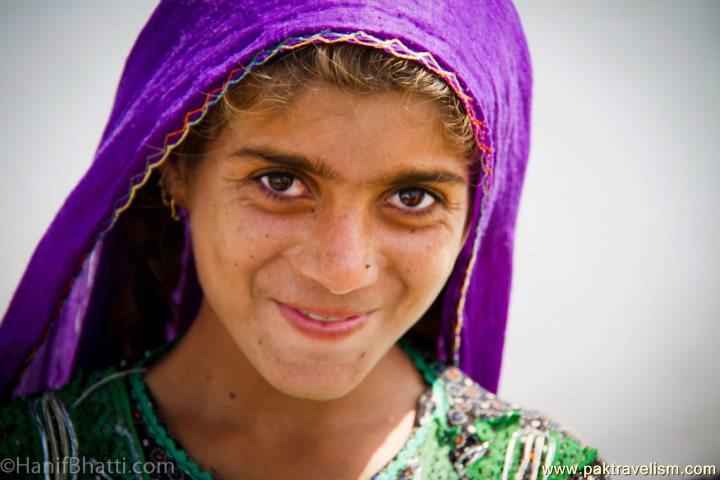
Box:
[275,301,371,340]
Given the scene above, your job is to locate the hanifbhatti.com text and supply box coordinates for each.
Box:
[1,455,175,476]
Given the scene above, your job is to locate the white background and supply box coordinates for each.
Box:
[1,0,718,470]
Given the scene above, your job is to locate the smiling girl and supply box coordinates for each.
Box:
[0,2,605,479]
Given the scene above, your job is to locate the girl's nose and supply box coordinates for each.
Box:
[294,210,379,296]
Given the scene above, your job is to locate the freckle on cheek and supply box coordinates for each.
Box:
[358,351,366,360]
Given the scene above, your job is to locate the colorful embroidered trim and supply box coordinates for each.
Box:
[452,219,483,365]
[108,30,493,227]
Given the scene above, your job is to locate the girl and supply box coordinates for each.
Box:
[0,1,605,478]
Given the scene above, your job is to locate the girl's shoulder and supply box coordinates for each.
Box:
[425,360,608,480]
[396,339,607,479]
[0,365,140,469]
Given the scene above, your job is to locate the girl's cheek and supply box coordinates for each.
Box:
[384,226,457,277]
[211,201,299,266]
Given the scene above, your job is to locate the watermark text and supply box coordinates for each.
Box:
[542,462,716,477]
[1,455,175,476]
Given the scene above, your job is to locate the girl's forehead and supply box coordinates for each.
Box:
[236,84,443,134]
[213,85,470,179]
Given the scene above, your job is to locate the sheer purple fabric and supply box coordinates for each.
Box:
[0,0,531,397]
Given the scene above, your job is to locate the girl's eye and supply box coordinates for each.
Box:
[257,172,308,199]
[388,188,438,213]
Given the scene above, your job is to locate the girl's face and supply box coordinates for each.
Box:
[172,83,471,400]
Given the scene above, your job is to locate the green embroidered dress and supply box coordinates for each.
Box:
[0,338,605,479]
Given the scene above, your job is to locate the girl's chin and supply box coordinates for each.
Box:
[254,343,369,399]
[273,381,359,401]
[265,366,363,401]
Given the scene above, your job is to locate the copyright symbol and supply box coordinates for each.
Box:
[0,457,15,473]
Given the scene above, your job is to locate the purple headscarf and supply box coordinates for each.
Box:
[0,0,531,398]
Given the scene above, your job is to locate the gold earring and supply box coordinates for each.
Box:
[169,198,181,221]
[159,179,181,222]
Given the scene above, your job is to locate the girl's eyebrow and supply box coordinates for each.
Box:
[231,147,467,187]
[232,147,340,180]
[377,169,467,187]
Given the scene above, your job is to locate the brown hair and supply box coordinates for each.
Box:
[172,43,476,173]
[107,43,475,358]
